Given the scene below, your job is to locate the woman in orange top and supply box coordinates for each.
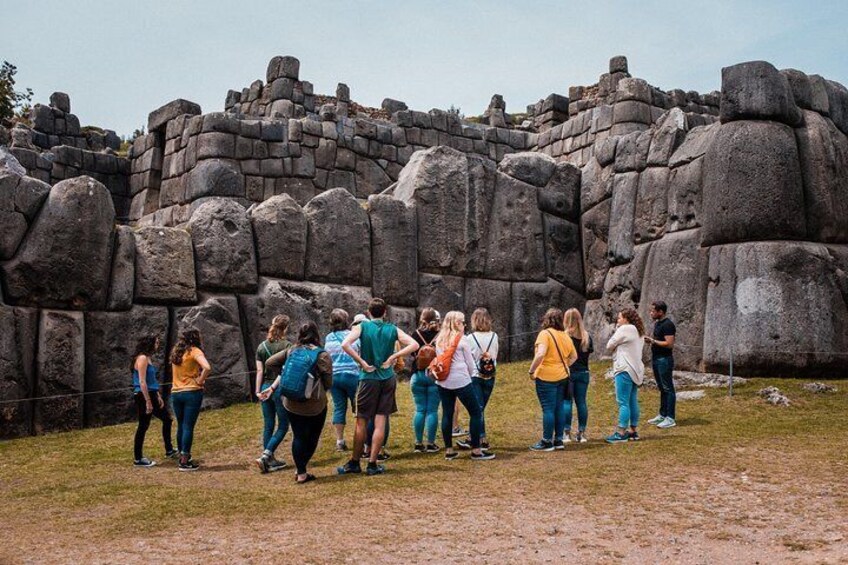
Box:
[527,308,577,452]
[169,329,211,471]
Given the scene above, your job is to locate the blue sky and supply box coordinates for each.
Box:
[2,0,846,137]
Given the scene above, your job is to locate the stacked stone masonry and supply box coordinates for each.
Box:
[2,55,847,439]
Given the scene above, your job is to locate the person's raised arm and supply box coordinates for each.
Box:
[342,325,373,372]
[381,328,419,369]
[136,355,153,414]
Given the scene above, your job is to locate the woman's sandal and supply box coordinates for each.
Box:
[296,473,316,484]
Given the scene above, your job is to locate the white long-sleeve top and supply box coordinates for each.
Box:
[436,337,476,390]
[606,324,645,385]
[466,332,499,378]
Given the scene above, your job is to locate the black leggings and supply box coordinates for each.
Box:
[286,408,327,475]
[134,392,174,460]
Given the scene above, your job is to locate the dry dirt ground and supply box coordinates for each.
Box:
[1,364,845,564]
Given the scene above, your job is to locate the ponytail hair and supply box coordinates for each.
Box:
[267,314,290,342]
[170,329,202,366]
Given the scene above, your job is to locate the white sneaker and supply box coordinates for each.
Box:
[657,417,676,429]
[647,415,665,425]
[576,432,588,443]
[563,433,572,443]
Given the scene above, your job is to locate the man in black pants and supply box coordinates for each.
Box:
[645,301,677,429]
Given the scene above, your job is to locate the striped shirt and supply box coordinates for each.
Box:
[324,330,360,375]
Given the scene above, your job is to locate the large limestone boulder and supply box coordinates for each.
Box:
[580,157,613,212]
[35,310,84,433]
[464,278,511,359]
[537,162,580,222]
[106,226,136,311]
[543,214,584,293]
[304,188,371,286]
[639,230,709,370]
[633,167,669,244]
[647,108,687,166]
[667,158,704,232]
[0,305,37,438]
[189,199,258,292]
[172,295,249,408]
[701,120,806,246]
[0,172,50,259]
[668,123,718,168]
[498,152,557,187]
[509,279,586,360]
[483,172,546,281]
[368,194,418,306]
[418,273,465,315]
[607,172,639,265]
[703,242,848,377]
[248,194,308,280]
[719,61,802,126]
[148,98,201,132]
[134,226,197,304]
[3,176,115,309]
[85,306,169,426]
[581,198,612,298]
[184,159,245,201]
[795,110,848,242]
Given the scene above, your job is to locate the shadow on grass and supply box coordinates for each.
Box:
[676,417,711,427]
[201,463,249,473]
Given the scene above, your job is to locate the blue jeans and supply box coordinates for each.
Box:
[411,370,441,443]
[652,356,676,419]
[472,377,495,438]
[330,371,359,425]
[438,383,483,449]
[564,370,590,432]
[614,372,640,429]
[171,390,203,456]
[535,379,568,441]
[260,382,288,454]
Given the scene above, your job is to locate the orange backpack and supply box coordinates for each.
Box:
[415,330,437,371]
[427,334,462,382]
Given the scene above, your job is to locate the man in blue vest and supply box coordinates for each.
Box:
[338,298,419,475]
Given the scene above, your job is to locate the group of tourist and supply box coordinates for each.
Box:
[130,297,678,481]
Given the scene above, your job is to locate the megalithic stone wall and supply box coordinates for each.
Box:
[2,54,848,439]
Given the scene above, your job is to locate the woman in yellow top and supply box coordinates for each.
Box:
[169,329,211,471]
[527,308,577,452]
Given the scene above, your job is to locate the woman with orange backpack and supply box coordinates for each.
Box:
[410,308,441,453]
[431,311,495,461]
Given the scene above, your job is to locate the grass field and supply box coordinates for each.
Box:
[1,360,846,564]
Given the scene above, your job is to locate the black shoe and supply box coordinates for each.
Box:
[455,439,472,450]
[530,439,555,452]
[376,450,390,461]
[133,457,156,468]
[553,439,566,450]
[471,451,496,461]
[480,440,490,450]
[267,457,287,472]
[445,451,459,460]
[425,443,441,453]
[337,461,362,475]
[366,463,386,476]
[165,449,179,459]
[414,443,425,453]
[628,431,641,442]
[178,458,199,472]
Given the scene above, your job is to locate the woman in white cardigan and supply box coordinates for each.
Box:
[605,308,646,444]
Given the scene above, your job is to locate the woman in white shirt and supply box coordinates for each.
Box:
[434,311,495,461]
[465,308,499,451]
[605,308,646,444]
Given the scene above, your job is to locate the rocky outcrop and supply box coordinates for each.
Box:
[188,199,258,292]
[248,194,308,280]
[304,188,371,286]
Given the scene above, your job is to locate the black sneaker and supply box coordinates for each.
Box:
[178,458,199,472]
[471,451,496,461]
[337,461,362,475]
[628,431,641,442]
[366,463,386,476]
[455,439,472,450]
[414,443,425,453]
[134,457,156,468]
[444,451,459,460]
[267,457,287,472]
[376,450,390,461]
[530,439,555,452]
[425,443,441,453]
[360,448,370,459]
[553,439,566,450]
[480,440,490,450]
[165,449,179,459]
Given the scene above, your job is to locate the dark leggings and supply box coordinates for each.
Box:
[438,383,483,449]
[134,392,173,460]
[287,408,327,475]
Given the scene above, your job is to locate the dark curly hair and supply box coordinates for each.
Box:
[131,335,159,370]
[620,308,645,337]
[170,329,203,366]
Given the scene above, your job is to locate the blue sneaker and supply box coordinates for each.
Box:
[337,461,362,475]
[530,439,555,452]
[366,463,385,476]
[605,432,630,444]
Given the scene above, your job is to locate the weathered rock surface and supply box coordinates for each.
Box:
[134,226,197,304]
[667,158,703,232]
[368,194,418,306]
[668,123,718,168]
[537,162,580,221]
[85,306,169,426]
[417,273,465,315]
[703,242,848,377]
[184,159,245,201]
[633,167,669,244]
[0,172,51,258]
[148,98,202,132]
[647,108,687,166]
[580,158,613,212]
[172,295,249,408]
[248,194,307,280]
[509,278,585,359]
[607,172,639,265]
[720,61,802,126]
[189,199,258,292]
[581,198,611,298]
[701,120,805,246]
[106,226,136,311]
[543,214,584,292]
[304,188,371,286]
[0,306,37,438]
[3,176,115,309]
[498,152,556,187]
[35,310,84,432]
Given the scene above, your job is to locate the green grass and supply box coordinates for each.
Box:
[1,360,846,549]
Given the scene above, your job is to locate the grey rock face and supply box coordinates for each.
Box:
[3,176,115,309]
[614,129,652,173]
[795,110,848,242]
[84,306,169,426]
[607,172,639,265]
[703,242,848,377]
[667,158,704,232]
[543,214,584,293]
[189,199,258,292]
[0,172,50,259]
[184,159,245,200]
[647,108,687,166]
[537,162,580,221]
[781,69,813,109]
[498,152,557,187]
[35,310,84,432]
[509,279,585,359]
[368,194,418,306]
[580,158,614,212]
[354,158,391,198]
[701,120,806,246]
[172,295,249,408]
[381,98,408,114]
[824,79,848,136]
[581,198,611,298]
[640,230,709,370]
[50,92,71,113]
[248,194,308,280]
[148,99,202,132]
[464,278,511,358]
[0,146,26,176]
[668,123,718,168]
[106,226,136,311]
[304,188,371,286]
[633,167,669,244]
[0,305,37,438]
[417,273,465,314]
[133,226,197,304]
[719,61,802,126]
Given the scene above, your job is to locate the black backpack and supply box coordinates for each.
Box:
[471,333,497,378]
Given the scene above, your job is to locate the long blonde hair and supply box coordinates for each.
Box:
[564,308,590,352]
[435,311,465,350]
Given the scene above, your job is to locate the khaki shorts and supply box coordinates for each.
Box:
[355,376,398,420]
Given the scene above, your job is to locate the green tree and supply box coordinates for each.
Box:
[0,61,33,126]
